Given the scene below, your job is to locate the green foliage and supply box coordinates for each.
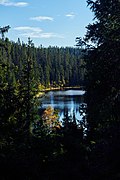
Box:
[85,0,120,139]
[0,37,39,147]
[1,40,85,88]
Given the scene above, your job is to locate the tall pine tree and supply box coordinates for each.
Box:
[85,0,120,139]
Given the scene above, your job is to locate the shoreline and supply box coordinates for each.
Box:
[43,86,85,92]
[36,86,85,98]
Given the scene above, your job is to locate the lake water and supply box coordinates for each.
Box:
[39,89,86,124]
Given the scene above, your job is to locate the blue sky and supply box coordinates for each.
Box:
[0,0,93,47]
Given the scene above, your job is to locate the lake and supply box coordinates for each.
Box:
[39,89,86,124]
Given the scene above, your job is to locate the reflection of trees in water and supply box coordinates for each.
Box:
[62,108,72,127]
[62,103,87,137]
[79,103,87,136]
[62,107,84,141]
[62,107,80,127]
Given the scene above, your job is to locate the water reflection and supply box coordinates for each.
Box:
[40,89,86,123]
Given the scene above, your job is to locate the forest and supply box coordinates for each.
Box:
[0,37,85,88]
[0,0,120,179]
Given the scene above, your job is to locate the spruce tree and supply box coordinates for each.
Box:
[85,0,120,139]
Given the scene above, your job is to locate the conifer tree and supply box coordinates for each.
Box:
[85,0,120,139]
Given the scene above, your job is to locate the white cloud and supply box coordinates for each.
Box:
[40,33,64,39]
[14,26,64,39]
[30,16,54,22]
[14,26,42,32]
[66,12,76,19]
[0,0,28,7]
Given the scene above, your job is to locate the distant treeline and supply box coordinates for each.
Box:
[0,38,85,88]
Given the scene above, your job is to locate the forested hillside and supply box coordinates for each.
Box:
[0,37,85,89]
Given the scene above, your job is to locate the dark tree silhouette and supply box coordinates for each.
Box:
[0,25,10,40]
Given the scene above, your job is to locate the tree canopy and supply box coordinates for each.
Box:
[84,0,120,160]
